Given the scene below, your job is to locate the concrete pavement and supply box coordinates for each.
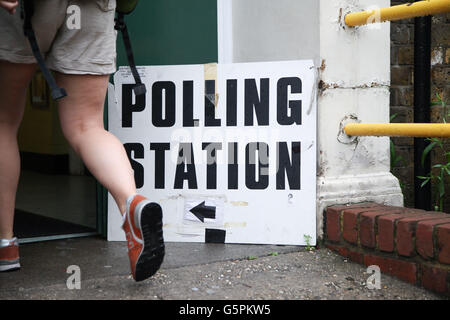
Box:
[0,236,446,300]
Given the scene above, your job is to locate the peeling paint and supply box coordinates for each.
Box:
[338,2,362,30]
[337,114,360,144]
[319,80,389,94]
[320,59,326,71]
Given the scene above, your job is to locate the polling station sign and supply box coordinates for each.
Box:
[107,60,317,245]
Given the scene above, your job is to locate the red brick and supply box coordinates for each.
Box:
[342,209,361,244]
[347,249,364,264]
[325,207,341,242]
[325,203,381,242]
[326,203,381,214]
[326,244,349,256]
[341,205,388,245]
[420,265,449,295]
[377,210,427,252]
[396,214,448,257]
[363,254,418,284]
[437,224,450,265]
[326,244,364,264]
[359,208,405,248]
[416,218,450,260]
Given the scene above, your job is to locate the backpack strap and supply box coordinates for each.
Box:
[114,12,146,97]
[116,0,139,15]
[21,1,67,100]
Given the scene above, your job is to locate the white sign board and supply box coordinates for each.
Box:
[108,60,316,245]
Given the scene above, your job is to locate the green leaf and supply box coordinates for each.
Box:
[420,179,430,188]
[390,113,398,122]
[390,140,395,164]
[390,140,405,167]
[421,142,437,167]
[445,152,450,162]
[438,181,445,198]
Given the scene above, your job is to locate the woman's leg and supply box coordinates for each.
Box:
[56,72,164,282]
[0,61,37,239]
[55,73,136,215]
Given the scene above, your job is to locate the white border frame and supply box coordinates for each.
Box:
[217,0,233,63]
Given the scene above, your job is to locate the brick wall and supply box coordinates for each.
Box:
[325,203,450,296]
[390,2,450,212]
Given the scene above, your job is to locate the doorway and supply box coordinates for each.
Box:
[14,71,98,243]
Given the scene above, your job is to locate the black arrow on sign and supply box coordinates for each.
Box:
[190,201,216,222]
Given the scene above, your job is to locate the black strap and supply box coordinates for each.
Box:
[115,12,146,97]
[21,1,67,100]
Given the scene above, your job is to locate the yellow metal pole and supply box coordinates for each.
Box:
[344,123,450,138]
[345,0,450,27]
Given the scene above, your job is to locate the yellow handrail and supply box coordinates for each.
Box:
[345,0,450,27]
[344,123,450,138]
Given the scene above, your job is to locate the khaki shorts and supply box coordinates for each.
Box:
[0,0,117,75]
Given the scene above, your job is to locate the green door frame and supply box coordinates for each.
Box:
[96,0,218,237]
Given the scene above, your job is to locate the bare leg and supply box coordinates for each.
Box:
[0,61,37,239]
[55,73,136,215]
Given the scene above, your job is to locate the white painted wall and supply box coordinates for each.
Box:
[317,0,403,238]
[218,0,404,239]
[221,0,320,65]
[319,0,392,178]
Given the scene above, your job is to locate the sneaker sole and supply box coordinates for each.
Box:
[0,262,20,272]
[134,202,165,282]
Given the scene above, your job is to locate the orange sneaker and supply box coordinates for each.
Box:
[0,237,20,272]
[122,195,165,281]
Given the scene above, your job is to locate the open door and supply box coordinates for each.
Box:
[13,0,218,241]
[15,71,98,243]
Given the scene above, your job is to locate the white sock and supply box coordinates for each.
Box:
[0,238,17,246]
[125,194,137,210]
[121,194,137,228]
